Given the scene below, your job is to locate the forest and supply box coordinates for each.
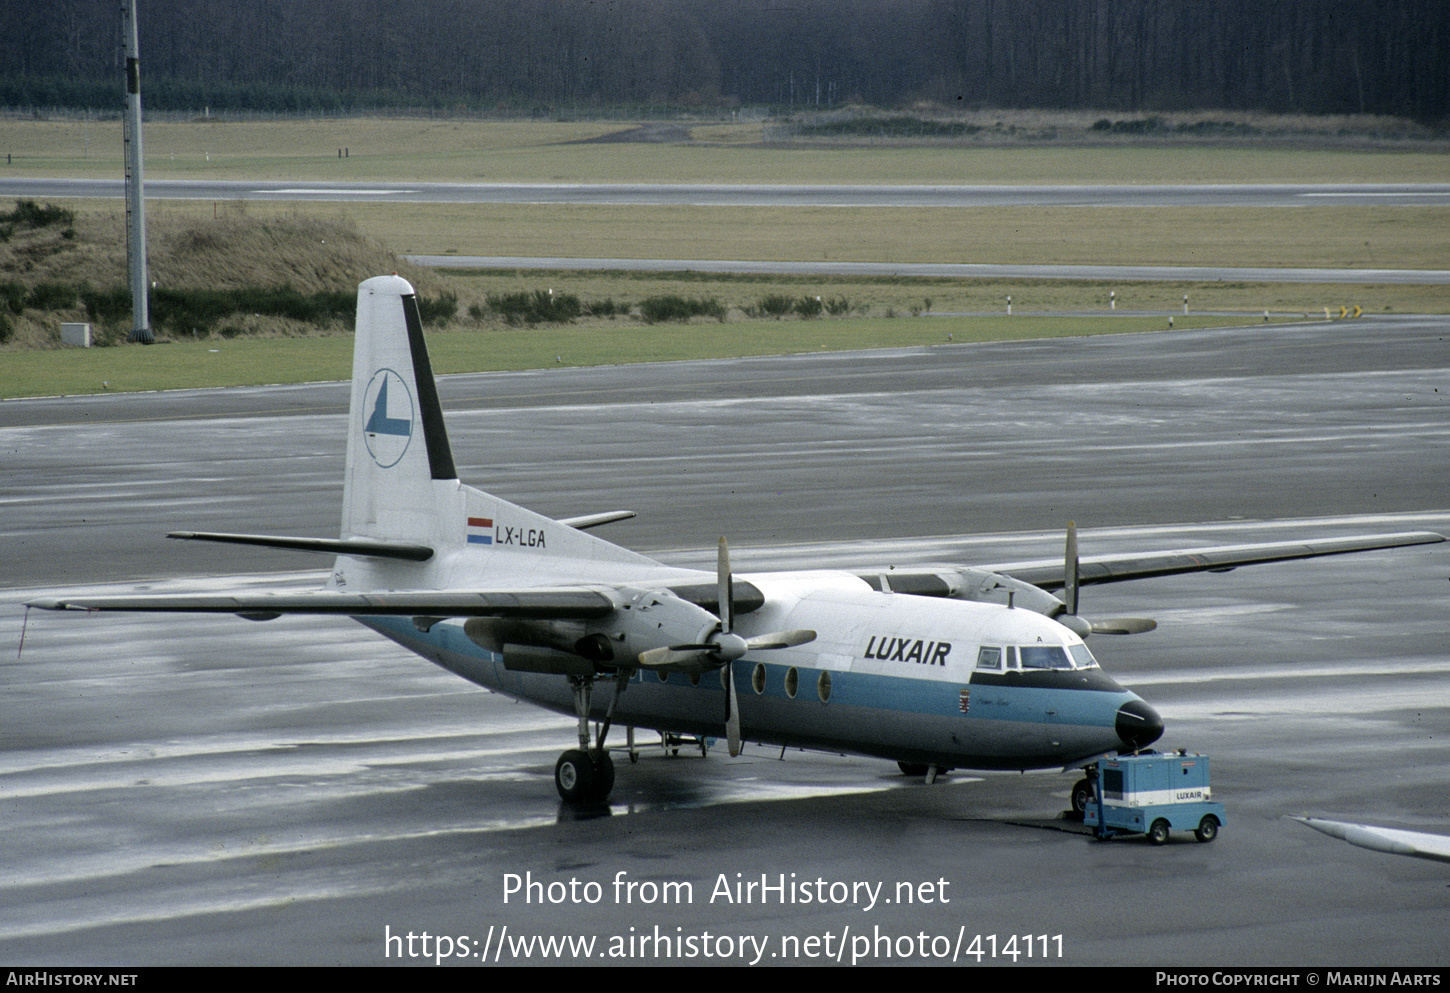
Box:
[2,0,1446,121]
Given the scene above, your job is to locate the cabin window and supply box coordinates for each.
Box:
[751,661,767,695]
[976,646,1002,670]
[817,670,832,702]
[784,666,799,698]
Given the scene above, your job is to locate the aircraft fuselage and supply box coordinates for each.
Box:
[362,568,1158,771]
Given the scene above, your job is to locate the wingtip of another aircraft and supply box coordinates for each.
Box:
[1290,816,1450,863]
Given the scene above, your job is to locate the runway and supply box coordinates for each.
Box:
[11,175,1446,284]
[5,176,1450,208]
[405,254,1450,284]
[3,317,1448,965]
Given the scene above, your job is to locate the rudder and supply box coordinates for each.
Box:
[342,275,457,545]
[339,275,663,584]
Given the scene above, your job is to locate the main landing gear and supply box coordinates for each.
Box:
[555,672,627,803]
[554,748,615,804]
[898,761,951,784]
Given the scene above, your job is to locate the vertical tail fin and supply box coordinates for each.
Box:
[340,275,662,584]
[342,275,456,543]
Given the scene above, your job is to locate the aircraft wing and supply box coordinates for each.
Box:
[853,530,1444,636]
[994,531,1445,590]
[26,588,617,620]
[1292,817,1450,864]
[899,531,1446,592]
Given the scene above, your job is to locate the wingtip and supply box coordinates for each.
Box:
[1289,815,1450,862]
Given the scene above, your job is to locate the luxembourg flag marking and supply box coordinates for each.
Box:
[466,517,493,545]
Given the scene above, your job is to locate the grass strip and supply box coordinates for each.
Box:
[2,314,1293,399]
[10,118,1450,185]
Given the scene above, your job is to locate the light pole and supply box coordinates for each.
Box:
[122,0,152,344]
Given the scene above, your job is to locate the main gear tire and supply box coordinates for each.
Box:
[555,749,596,803]
[591,751,615,801]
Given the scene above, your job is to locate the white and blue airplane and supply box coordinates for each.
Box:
[29,276,1446,804]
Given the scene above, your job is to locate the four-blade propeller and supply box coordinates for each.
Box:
[1059,521,1157,637]
[637,537,815,756]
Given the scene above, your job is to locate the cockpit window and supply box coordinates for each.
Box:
[975,646,1002,670]
[1019,646,1072,670]
[1011,644,1099,670]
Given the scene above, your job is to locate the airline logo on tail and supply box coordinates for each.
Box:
[363,369,413,467]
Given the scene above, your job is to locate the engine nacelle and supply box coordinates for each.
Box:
[947,567,1069,616]
[463,586,722,670]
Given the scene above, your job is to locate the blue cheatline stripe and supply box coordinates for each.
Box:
[362,616,1129,729]
[466,534,493,544]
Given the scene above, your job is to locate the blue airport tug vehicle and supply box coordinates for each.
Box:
[1081,750,1225,844]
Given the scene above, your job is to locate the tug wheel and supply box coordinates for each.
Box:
[1071,778,1094,814]
[1148,819,1172,846]
[1194,815,1219,843]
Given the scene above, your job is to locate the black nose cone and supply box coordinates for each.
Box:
[1116,699,1164,750]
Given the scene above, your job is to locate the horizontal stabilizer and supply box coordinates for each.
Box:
[168,531,434,562]
[27,588,615,620]
[557,511,637,531]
